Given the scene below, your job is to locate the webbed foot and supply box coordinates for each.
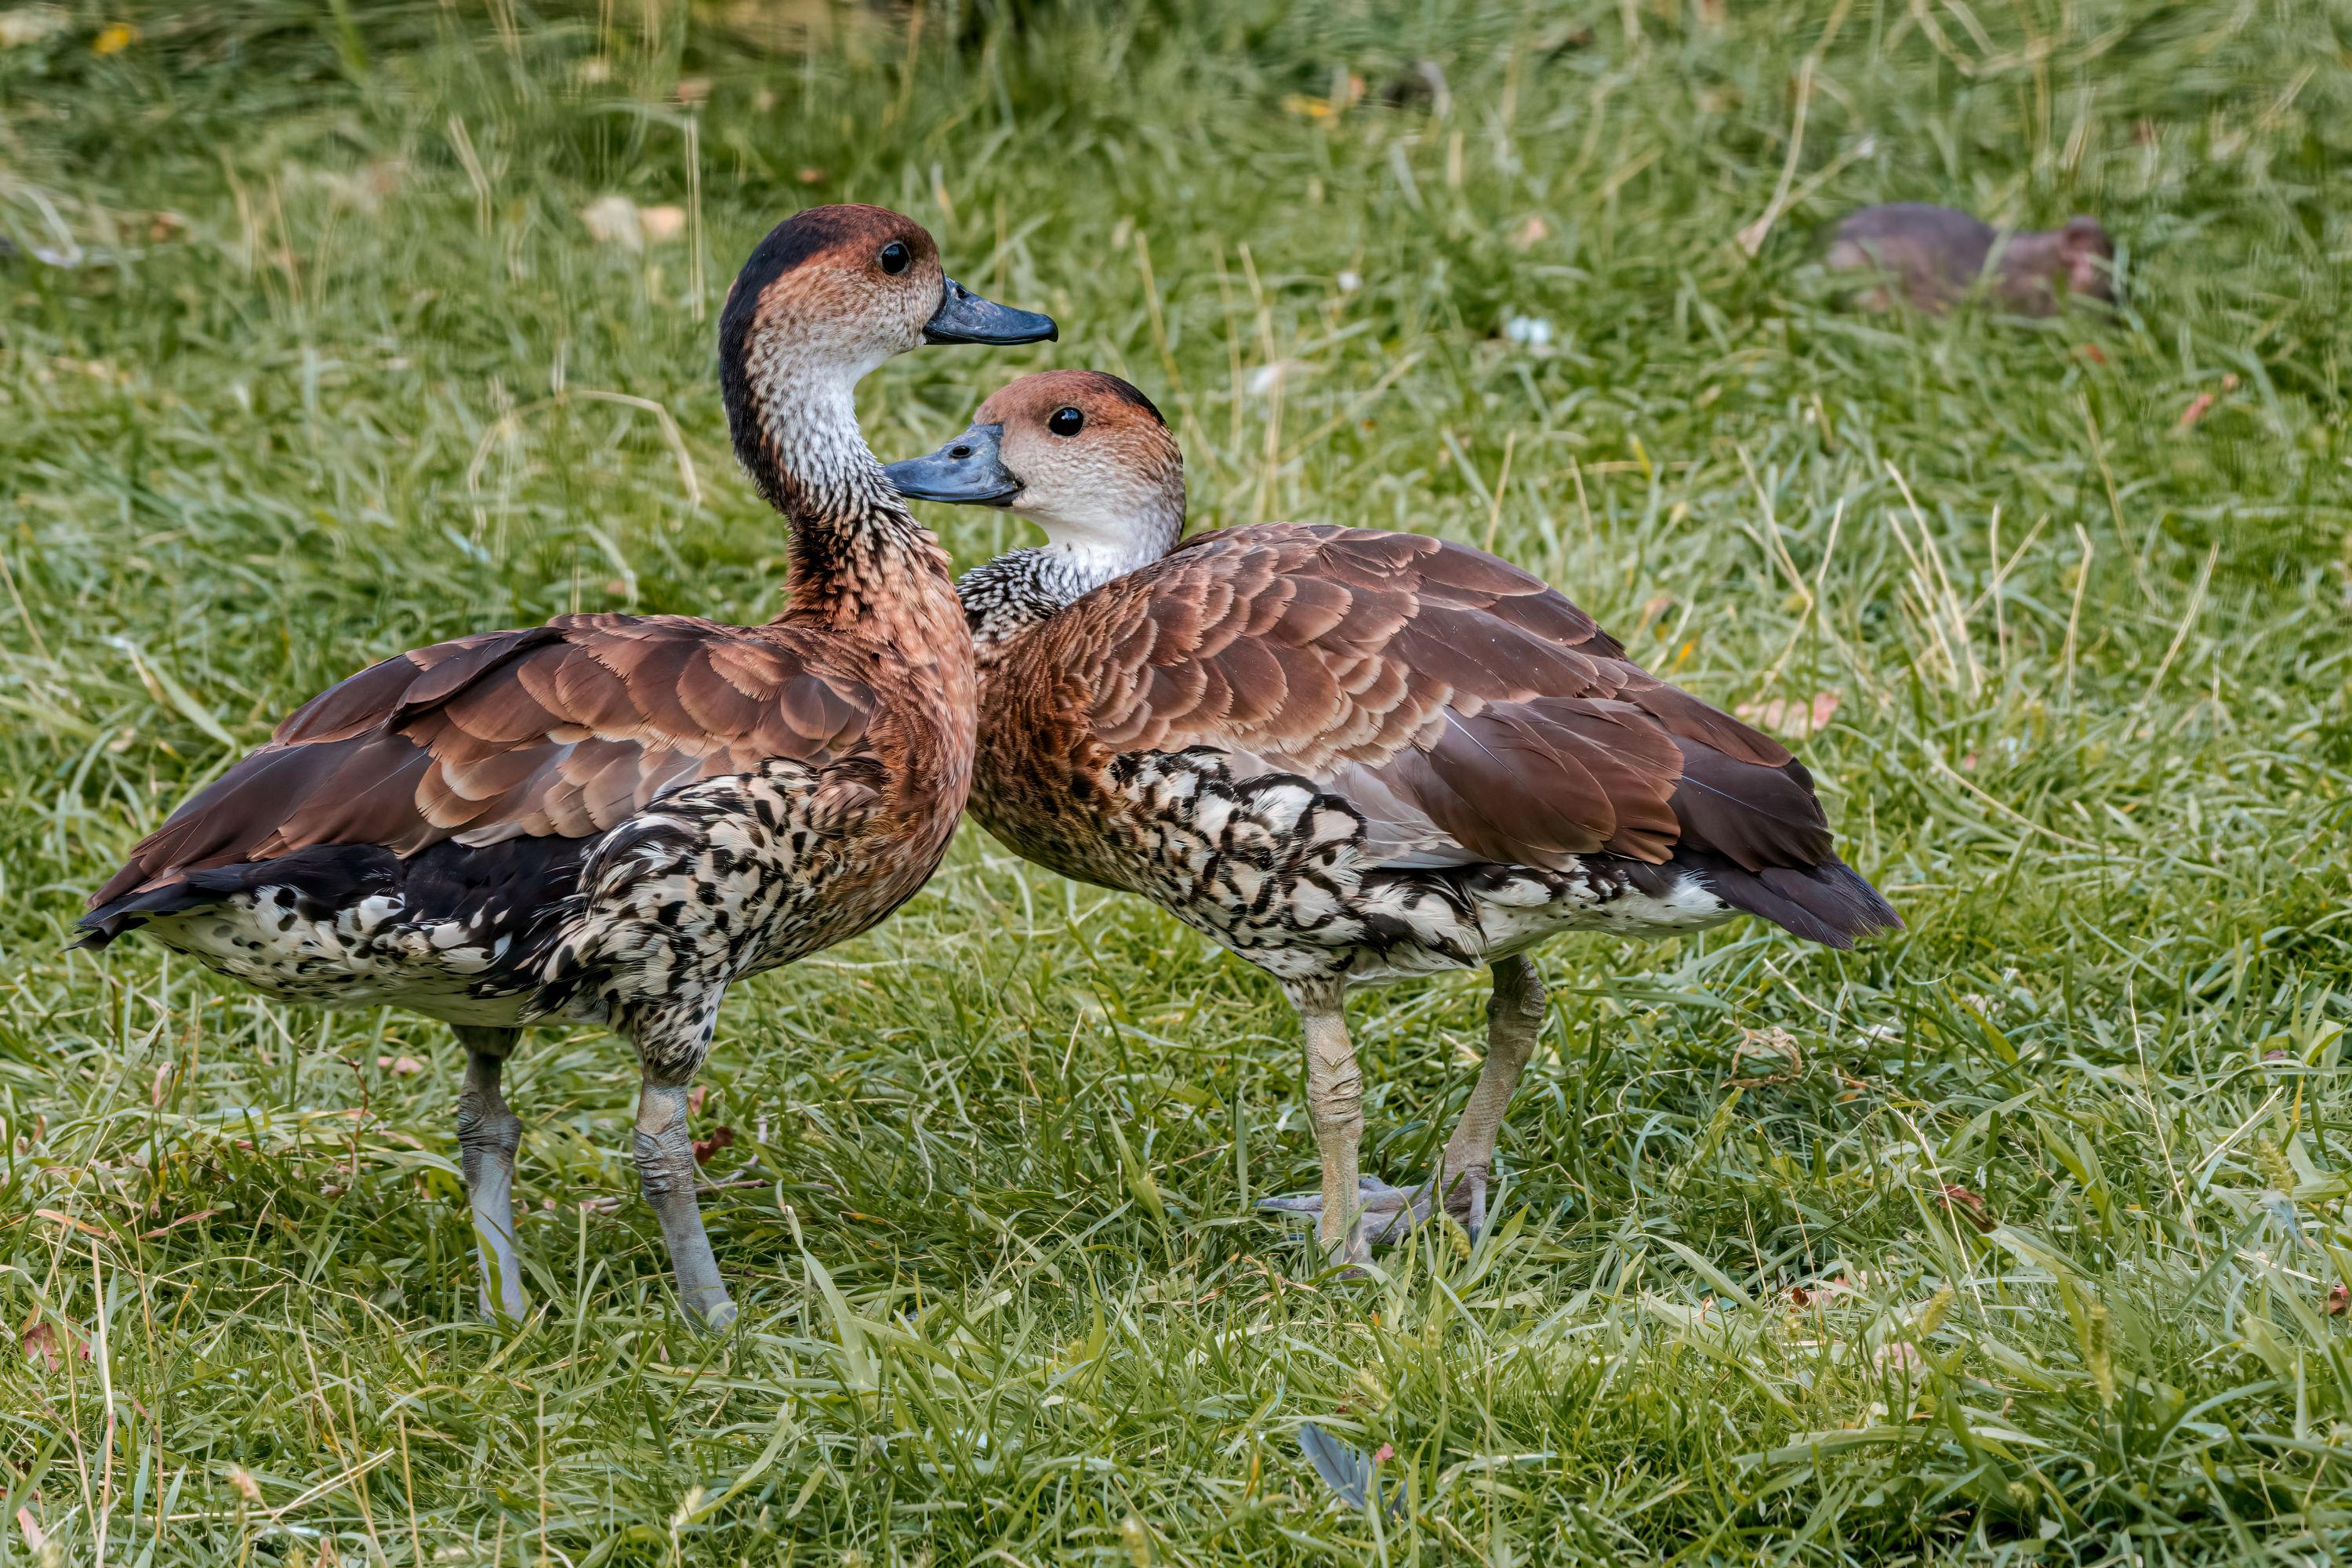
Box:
[1258,1168,1488,1253]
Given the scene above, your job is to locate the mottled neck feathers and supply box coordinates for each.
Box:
[956,546,1131,653]
[724,361,956,632]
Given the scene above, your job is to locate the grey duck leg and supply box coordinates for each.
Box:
[454,1025,528,1322]
[633,1071,736,1332]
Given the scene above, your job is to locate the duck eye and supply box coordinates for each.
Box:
[879,241,911,275]
[1048,406,1084,437]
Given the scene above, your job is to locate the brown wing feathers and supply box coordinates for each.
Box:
[1397,700,1686,867]
[1062,524,1847,883]
[89,615,875,912]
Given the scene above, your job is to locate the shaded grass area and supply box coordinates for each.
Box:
[1,0,2348,1560]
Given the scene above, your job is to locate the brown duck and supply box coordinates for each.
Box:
[1826,204,2117,315]
[887,370,1897,1267]
[78,206,1055,1330]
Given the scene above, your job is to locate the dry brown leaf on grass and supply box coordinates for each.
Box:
[140,1208,223,1240]
[21,1313,88,1372]
[35,1208,107,1239]
[1873,1341,1922,1374]
[1733,1026,1804,1084]
[580,193,641,250]
[2176,376,2238,431]
[1939,1185,1995,1232]
[582,196,688,252]
[709,0,884,51]
[1283,72,1364,120]
[1735,690,1842,739]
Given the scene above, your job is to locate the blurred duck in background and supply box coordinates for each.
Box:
[1826,203,2117,315]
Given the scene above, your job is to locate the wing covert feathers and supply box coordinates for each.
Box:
[998,524,1895,942]
[90,614,877,909]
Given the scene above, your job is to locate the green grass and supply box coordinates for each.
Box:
[1,0,2347,1560]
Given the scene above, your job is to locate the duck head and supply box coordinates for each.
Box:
[886,370,1186,578]
[2054,216,2118,304]
[719,205,1055,515]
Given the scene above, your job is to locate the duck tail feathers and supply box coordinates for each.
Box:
[1679,851,1900,949]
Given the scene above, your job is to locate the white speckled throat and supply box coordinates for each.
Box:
[1011,481,1185,596]
[750,358,909,533]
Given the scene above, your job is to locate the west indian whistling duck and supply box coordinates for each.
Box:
[886,370,1899,1268]
[1825,204,2117,315]
[78,205,1055,1330]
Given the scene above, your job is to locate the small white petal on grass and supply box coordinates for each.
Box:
[1247,360,1314,397]
[1502,314,1553,347]
[0,6,68,47]
[580,194,644,251]
[1335,270,1362,292]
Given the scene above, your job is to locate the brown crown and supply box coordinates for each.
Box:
[978,370,1167,432]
